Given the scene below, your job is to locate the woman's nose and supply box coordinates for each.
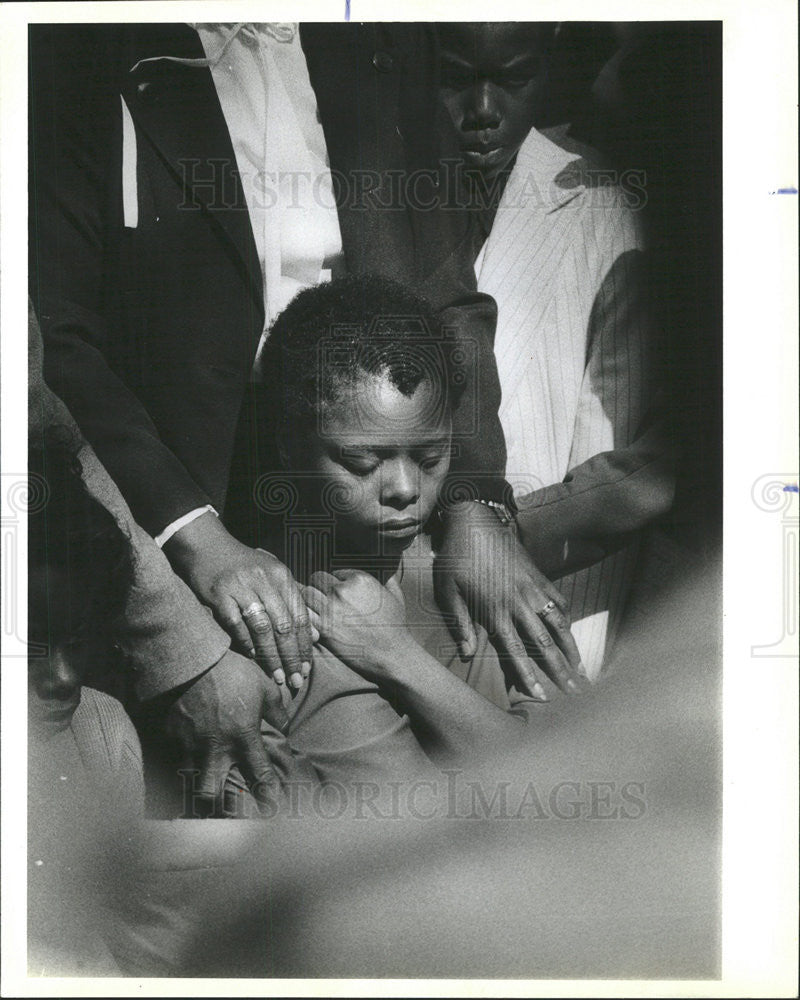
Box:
[462,80,502,132]
[380,459,420,509]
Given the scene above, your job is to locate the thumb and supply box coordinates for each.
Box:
[261,675,289,732]
[197,749,233,816]
[240,733,283,813]
[331,568,359,580]
[435,577,478,661]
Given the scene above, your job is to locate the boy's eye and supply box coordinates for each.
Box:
[502,74,533,89]
[63,635,91,650]
[27,629,90,649]
[439,63,475,90]
[499,59,541,89]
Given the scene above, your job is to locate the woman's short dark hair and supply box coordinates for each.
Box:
[259,273,463,432]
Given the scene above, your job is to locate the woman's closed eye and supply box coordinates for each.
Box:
[338,448,448,476]
[415,448,450,472]
[339,450,380,476]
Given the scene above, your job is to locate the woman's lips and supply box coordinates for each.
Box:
[378,518,422,539]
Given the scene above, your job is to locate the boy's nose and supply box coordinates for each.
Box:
[33,646,81,702]
[462,81,502,132]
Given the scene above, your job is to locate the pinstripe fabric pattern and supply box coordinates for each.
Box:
[476,126,652,678]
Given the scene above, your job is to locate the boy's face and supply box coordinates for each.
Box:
[300,372,452,555]
[438,23,550,178]
[28,567,90,736]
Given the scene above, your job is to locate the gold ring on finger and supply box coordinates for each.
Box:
[242,602,267,619]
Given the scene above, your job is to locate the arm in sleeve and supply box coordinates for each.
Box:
[406,32,512,507]
[514,246,675,579]
[29,25,213,537]
[415,206,512,507]
[30,293,230,698]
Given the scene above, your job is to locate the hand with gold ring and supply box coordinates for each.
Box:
[434,501,586,700]
[163,512,315,690]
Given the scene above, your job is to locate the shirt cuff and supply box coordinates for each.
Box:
[154,505,218,548]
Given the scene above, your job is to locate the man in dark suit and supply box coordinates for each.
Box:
[30,22,583,808]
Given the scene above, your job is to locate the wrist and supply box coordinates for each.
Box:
[469,498,515,525]
[438,476,518,515]
[155,505,218,547]
[162,509,232,571]
[438,498,515,527]
[373,640,431,697]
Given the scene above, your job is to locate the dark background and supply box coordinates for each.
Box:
[544,22,723,554]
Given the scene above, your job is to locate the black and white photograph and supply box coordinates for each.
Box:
[1,0,797,995]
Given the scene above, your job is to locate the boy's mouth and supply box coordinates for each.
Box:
[30,696,81,733]
[461,144,507,172]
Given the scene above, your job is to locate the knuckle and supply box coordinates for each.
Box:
[515,658,536,678]
[198,774,220,796]
[534,631,554,648]
[273,618,294,635]
[250,617,273,635]
[251,771,274,790]
[269,560,291,582]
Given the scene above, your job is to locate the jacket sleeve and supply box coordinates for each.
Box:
[29,25,213,537]
[514,244,675,579]
[515,411,675,578]
[30,296,230,699]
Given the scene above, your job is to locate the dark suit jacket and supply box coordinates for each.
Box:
[29,23,508,538]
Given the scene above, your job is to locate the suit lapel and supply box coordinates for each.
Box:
[120,24,263,315]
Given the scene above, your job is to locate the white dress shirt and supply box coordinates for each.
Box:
[152,23,344,546]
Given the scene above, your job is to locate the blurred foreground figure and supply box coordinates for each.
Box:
[107,537,720,978]
[28,432,143,975]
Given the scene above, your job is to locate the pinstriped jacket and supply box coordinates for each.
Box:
[476,125,674,674]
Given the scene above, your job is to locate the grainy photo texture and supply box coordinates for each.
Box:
[26,19,722,980]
